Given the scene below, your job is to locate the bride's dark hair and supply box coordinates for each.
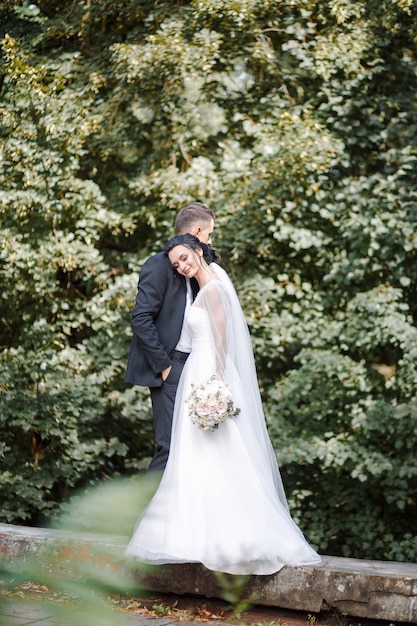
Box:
[164,233,220,264]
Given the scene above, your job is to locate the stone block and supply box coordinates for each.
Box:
[1,524,416,623]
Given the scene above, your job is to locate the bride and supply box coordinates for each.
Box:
[125,234,321,575]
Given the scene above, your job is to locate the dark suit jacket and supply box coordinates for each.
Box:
[125,251,195,388]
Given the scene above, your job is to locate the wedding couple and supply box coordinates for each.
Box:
[124,203,320,575]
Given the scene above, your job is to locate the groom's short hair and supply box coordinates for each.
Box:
[174,203,215,235]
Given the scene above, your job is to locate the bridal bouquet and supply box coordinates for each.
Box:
[186,374,240,432]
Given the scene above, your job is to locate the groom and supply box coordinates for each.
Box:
[125,203,215,471]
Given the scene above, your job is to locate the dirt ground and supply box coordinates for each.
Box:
[5,583,413,626]
[118,590,413,626]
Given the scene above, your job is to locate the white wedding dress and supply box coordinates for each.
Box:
[126,264,321,575]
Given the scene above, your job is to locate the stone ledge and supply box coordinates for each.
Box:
[0,524,416,623]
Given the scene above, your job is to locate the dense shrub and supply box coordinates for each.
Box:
[1,0,416,559]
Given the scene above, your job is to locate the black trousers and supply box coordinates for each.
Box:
[148,351,189,471]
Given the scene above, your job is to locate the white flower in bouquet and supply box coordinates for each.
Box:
[186,374,240,431]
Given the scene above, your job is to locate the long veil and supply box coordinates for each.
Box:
[200,262,290,511]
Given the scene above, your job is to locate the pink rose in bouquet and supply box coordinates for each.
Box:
[186,374,240,431]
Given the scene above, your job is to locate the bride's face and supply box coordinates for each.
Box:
[168,244,202,278]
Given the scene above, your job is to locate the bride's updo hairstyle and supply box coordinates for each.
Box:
[164,233,219,265]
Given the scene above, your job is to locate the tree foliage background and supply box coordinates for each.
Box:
[1,0,417,561]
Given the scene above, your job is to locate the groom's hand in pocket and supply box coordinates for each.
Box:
[161,365,172,381]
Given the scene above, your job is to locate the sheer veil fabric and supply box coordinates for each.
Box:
[126,262,321,575]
